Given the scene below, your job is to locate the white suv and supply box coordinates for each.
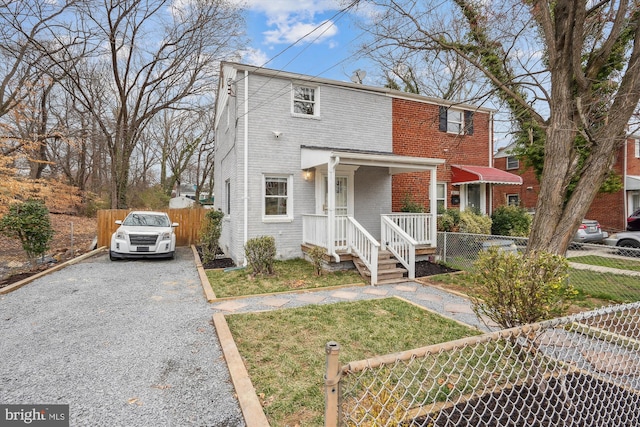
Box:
[109,211,178,260]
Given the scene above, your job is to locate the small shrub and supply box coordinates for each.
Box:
[308,245,326,276]
[470,247,575,329]
[437,208,461,232]
[400,193,425,213]
[245,235,276,275]
[0,199,55,266]
[200,209,224,263]
[491,205,531,237]
[459,210,492,235]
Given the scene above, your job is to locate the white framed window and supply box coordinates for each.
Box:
[507,194,520,206]
[635,139,639,158]
[225,179,231,214]
[263,174,293,221]
[506,156,519,170]
[447,109,464,134]
[292,85,319,117]
[436,183,447,212]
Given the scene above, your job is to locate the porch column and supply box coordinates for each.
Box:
[327,156,339,261]
[430,166,438,244]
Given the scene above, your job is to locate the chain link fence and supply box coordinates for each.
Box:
[326,302,640,426]
[436,232,640,305]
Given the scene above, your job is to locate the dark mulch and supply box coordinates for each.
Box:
[408,372,638,426]
[0,265,55,289]
[414,260,458,277]
[195,246,235,270]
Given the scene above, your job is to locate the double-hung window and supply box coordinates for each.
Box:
[506,156,519,170]
[439,106,474,135]
[436,183,446,212]
[507,194,520,206]
[292,85,318,117]
[264,175,293,221]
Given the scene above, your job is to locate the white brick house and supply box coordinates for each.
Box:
[213,62,447,283]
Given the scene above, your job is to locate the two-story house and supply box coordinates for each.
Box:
[213,62,521,283]
[493,137,640,232]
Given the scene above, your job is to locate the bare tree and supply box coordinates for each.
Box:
[360,0,640,254]
[47,0,244,208]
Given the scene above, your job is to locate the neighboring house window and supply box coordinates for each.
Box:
[506,156,519,170]
[436,183,446,212]
[264,175,293,220]
[292,85,318,116]
[439,106,474,135]
[507,194,520,206]
[635,140,640,158]
[225,179,231,214]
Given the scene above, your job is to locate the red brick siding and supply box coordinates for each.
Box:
[392,98,492,212]
[628,139,640,176]
[493,143,630,232]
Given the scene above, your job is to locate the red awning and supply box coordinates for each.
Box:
[451,165,523,185]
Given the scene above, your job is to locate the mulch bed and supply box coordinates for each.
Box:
[414,260,458,277]
[409,372,638,426]
[195,246,235,270]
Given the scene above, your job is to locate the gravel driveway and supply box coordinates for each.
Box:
[0,247,245,426]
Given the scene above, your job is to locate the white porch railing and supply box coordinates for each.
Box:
[302,213,436,285]
[381,216,416,279]
[383,213,435,245]
[302,214,349,250]
[346,216,380,285]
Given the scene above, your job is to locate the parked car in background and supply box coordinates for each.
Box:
[627,208,640,231]
[110,211,178,260]
[605,231,640,256]
[573,219,607,244]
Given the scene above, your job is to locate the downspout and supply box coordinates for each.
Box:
[488,111,494,215]
[328,155,340,262]
[243,70,249,266]
[430,166,438,245]
[624,138,628,225]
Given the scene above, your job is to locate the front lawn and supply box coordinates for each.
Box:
[428,268,640,309]
[226,297,480,426]
[207,258,363,298]
[567,255,640,272]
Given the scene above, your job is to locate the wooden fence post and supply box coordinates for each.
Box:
[324,341,341,427]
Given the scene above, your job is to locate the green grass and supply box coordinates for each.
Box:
[226,298,480,427]
[429,268,640,309]
[207,258,363,298]
[567,255,640,272]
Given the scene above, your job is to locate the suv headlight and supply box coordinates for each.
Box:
[115,231,125,240]
[160,231,171,241]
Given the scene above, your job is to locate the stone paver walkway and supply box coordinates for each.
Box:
[211,281,497,332]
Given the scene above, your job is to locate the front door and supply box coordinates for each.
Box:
[323,176,349,215]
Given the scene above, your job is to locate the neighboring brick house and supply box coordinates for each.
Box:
[213,62,521,282]
[493,137,640,232]
[392,99,522,214]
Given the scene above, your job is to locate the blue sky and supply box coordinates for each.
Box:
[232,0,376,84]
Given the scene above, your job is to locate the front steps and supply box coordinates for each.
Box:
[353,250,407,285]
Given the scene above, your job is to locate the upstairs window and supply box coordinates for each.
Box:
[439,106,474,135]
[292,85,318,117]
[506,156,519,170]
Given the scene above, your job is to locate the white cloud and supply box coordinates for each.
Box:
[263,19,338,45]
[230,0,344,46]
[241,48,270,66]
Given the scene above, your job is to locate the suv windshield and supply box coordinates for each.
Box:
[122,213,170,227]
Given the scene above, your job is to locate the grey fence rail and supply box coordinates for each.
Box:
[326,302,640,426]
[436,232,640,304]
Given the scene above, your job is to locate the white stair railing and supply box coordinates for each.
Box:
[384,213,435,245]
[381,216,416,279]
[346,216,380,285]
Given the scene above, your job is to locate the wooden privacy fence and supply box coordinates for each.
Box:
[97,209,207,248]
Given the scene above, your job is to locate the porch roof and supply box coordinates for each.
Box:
[451,164,523,185]
[301,146,444,174]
